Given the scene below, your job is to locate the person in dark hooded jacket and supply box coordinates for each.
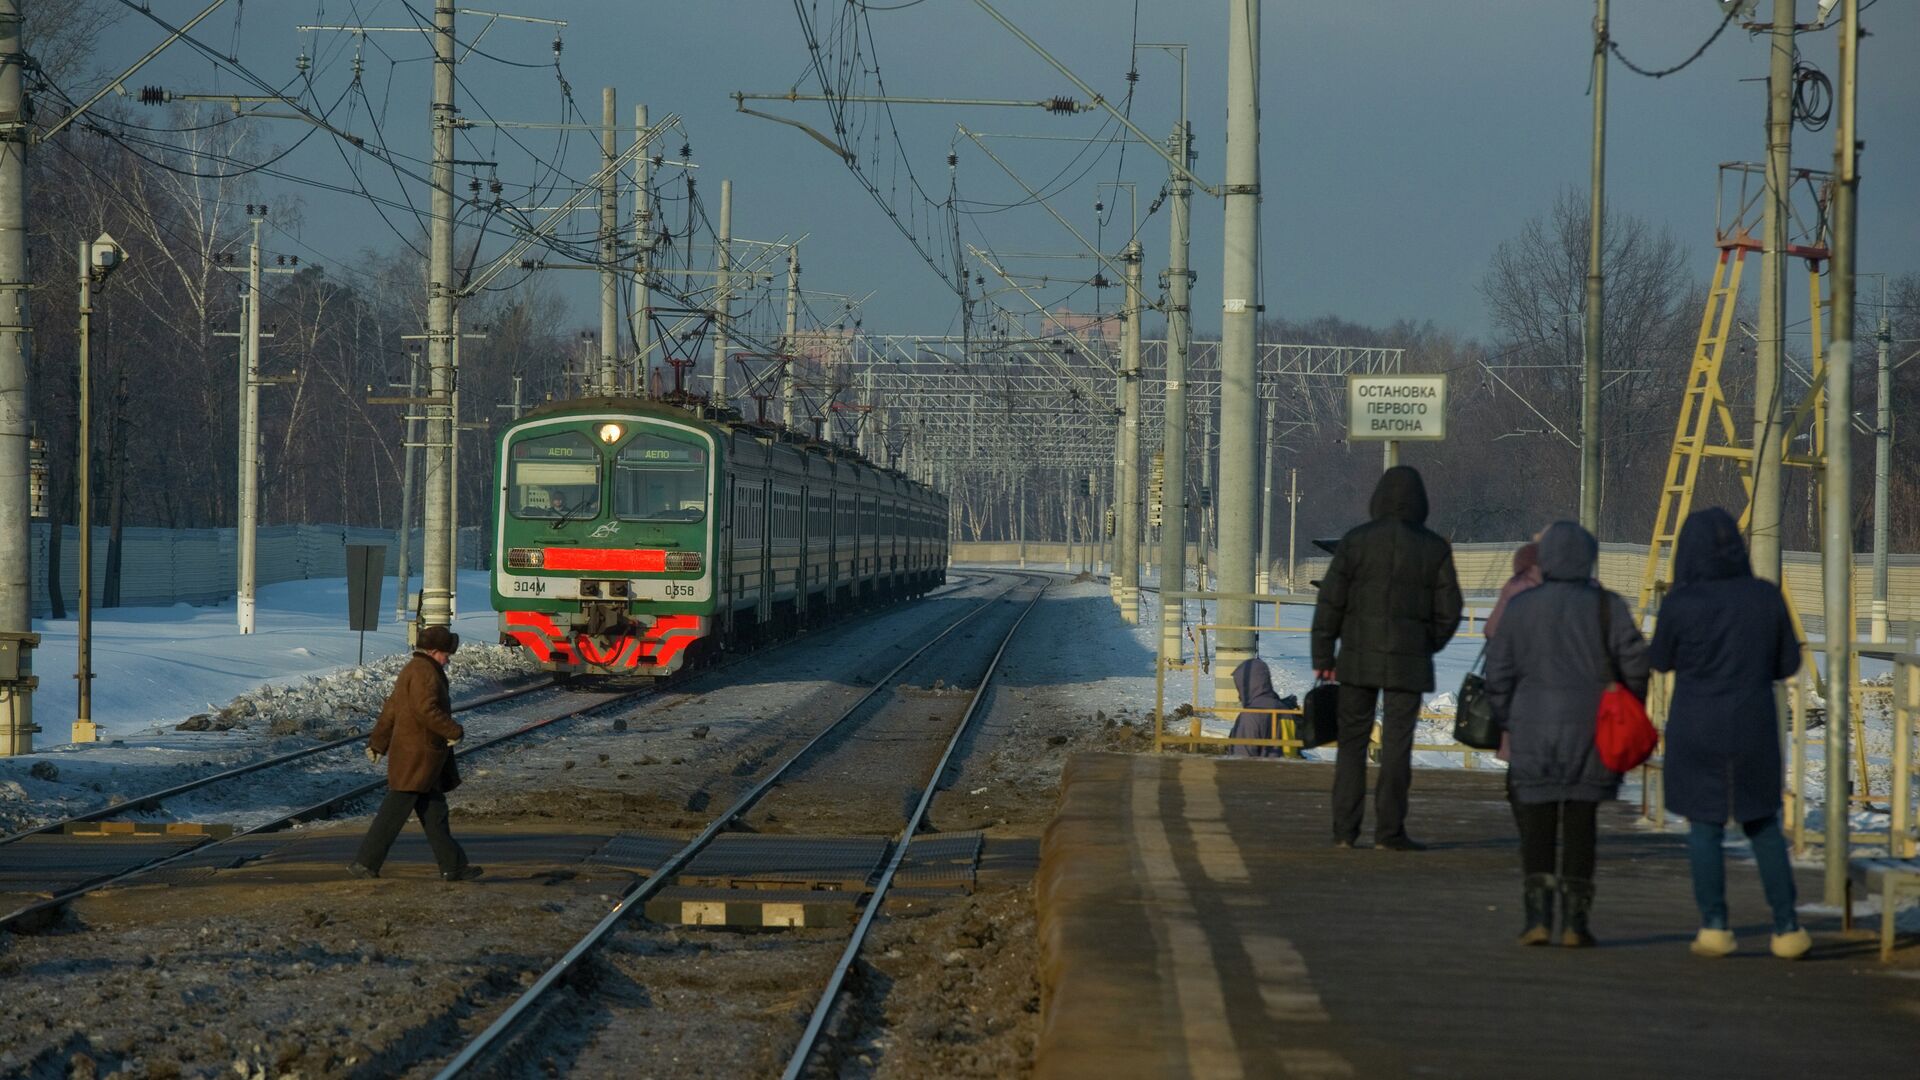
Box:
[1311,466,1463,849]
[1648,507,1809,960]
[1485,521,1647,946]
[1228,657,1296,757]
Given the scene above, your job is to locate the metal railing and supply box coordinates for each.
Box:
[1151,587,1494,763]
[1775,648,1919,859]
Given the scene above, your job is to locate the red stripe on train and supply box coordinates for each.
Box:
[540,547,667,572]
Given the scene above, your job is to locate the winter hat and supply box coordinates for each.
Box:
[417,625,462,654]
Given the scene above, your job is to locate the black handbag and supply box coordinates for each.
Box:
[1453,644,1501,750]
[1298,681,1341,749]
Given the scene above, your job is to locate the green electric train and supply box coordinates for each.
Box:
[490,397,948,675]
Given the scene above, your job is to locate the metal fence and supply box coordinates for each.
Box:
[27,523,488,617]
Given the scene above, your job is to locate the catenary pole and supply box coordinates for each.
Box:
[1286,466,1298,591]
[782,243,799,429]
[418,0,457,633]
[1820,0,1859,909]
[75,242,96,743]
[448,308,462,618]
[1870,301,1890,642]
[393,352,419,620]
[237,213,263,634]
[0,0,34,755]
[1117,239,1142,623]
[632,104,652,397]
[598,86,619,396]
[1214,0,1262,701]
[1259,399,1274,593]
[711,178,733,409]
[1581,0,1608,533]
[1158,88,1193,667]
[1751,0,1795,583]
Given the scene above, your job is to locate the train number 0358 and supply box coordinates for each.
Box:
[663,583,696,598]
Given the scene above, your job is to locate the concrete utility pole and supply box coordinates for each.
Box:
[236,213,263,634]
[782,243,800,429]
[418,0,458,633]
[1259,399,1274,593]
[75,242,96,743]
[1286,466,1298,591]
[1116,239,1143,623]
[598,86,619,396]
[1214,0,1262,700]
[0,0,36,755]
[1580,0,1608,533]
[1156,54,1193,665]
[1820,0,1859,909]
[393,351,420,621]
[1751,0,1795,583]
[632,104,652,397]
[1871,302,1891,642]
[711,178,733,410]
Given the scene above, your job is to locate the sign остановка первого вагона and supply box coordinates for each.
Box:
[1346,374,1448,441]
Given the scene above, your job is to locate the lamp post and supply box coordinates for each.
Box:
[75,232,127,745]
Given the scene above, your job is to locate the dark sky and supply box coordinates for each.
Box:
[90,1,1919,341]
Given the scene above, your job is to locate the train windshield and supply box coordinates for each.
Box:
[614,434,708,523]
[508,431,601,520]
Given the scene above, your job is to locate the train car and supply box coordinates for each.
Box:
[490,397,947,676]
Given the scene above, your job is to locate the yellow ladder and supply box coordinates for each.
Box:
[1637,247,1749,614]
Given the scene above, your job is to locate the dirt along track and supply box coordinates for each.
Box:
[0,573,1047,1080]
[459,574,1053,1080]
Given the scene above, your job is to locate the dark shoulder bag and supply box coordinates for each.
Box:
[1299,680,1341,749]
[1453,642,1500,750]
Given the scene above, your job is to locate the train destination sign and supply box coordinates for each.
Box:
[1346,374,1448,441]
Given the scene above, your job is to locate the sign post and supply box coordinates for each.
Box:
[1346,374,1447,471]
[346,544,387,666]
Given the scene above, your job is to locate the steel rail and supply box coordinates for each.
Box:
[781,575,1048,1078]
[1,575,980,937]
[0,678,556,848]
[2,575,977,859]
[429,573,1031,1079]
[0,682,645,932]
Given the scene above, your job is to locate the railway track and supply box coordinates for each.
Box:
[0,574,987,935]
[430,571,1049,1078]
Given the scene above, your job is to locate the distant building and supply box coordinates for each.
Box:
[1043,307,1122,348]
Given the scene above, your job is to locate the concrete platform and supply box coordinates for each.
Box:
[1035,753,1920,1079]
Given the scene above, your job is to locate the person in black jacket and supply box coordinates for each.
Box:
[1648,507,1809,960]
[1311,466,1463,850]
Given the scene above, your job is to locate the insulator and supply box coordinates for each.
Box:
[296,51,310,73]
[946,153,958,167]
[1045,96,1078,114]
[139,85,167,106]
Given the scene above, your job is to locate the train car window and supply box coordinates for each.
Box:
[614,434,709,522]
[508,431,601,520]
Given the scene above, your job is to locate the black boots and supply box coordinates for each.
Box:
[1558,878,1596,948]
[1519,874,1555,946]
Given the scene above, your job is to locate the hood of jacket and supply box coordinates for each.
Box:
[1673,506,1751,585]
[1233,657,1278,707]
[1368,466,1430,525]
[1537,520,1598,582]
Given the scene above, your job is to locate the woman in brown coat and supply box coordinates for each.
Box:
[349,626,482,881]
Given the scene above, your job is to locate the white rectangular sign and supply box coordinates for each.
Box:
[1347,374,1447,441]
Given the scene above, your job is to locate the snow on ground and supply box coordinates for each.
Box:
[0,571,538,832]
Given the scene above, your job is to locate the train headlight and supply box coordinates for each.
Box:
[506,547,545,569]
[597,423,624,444]
[664,552,703,572]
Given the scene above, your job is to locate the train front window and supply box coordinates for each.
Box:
[614,434,708,523]
[509,431,601,520]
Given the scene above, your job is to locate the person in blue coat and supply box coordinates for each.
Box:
[1485,521,1648,947]
[1229,657,1294,758]
[1648,507,1809,960]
